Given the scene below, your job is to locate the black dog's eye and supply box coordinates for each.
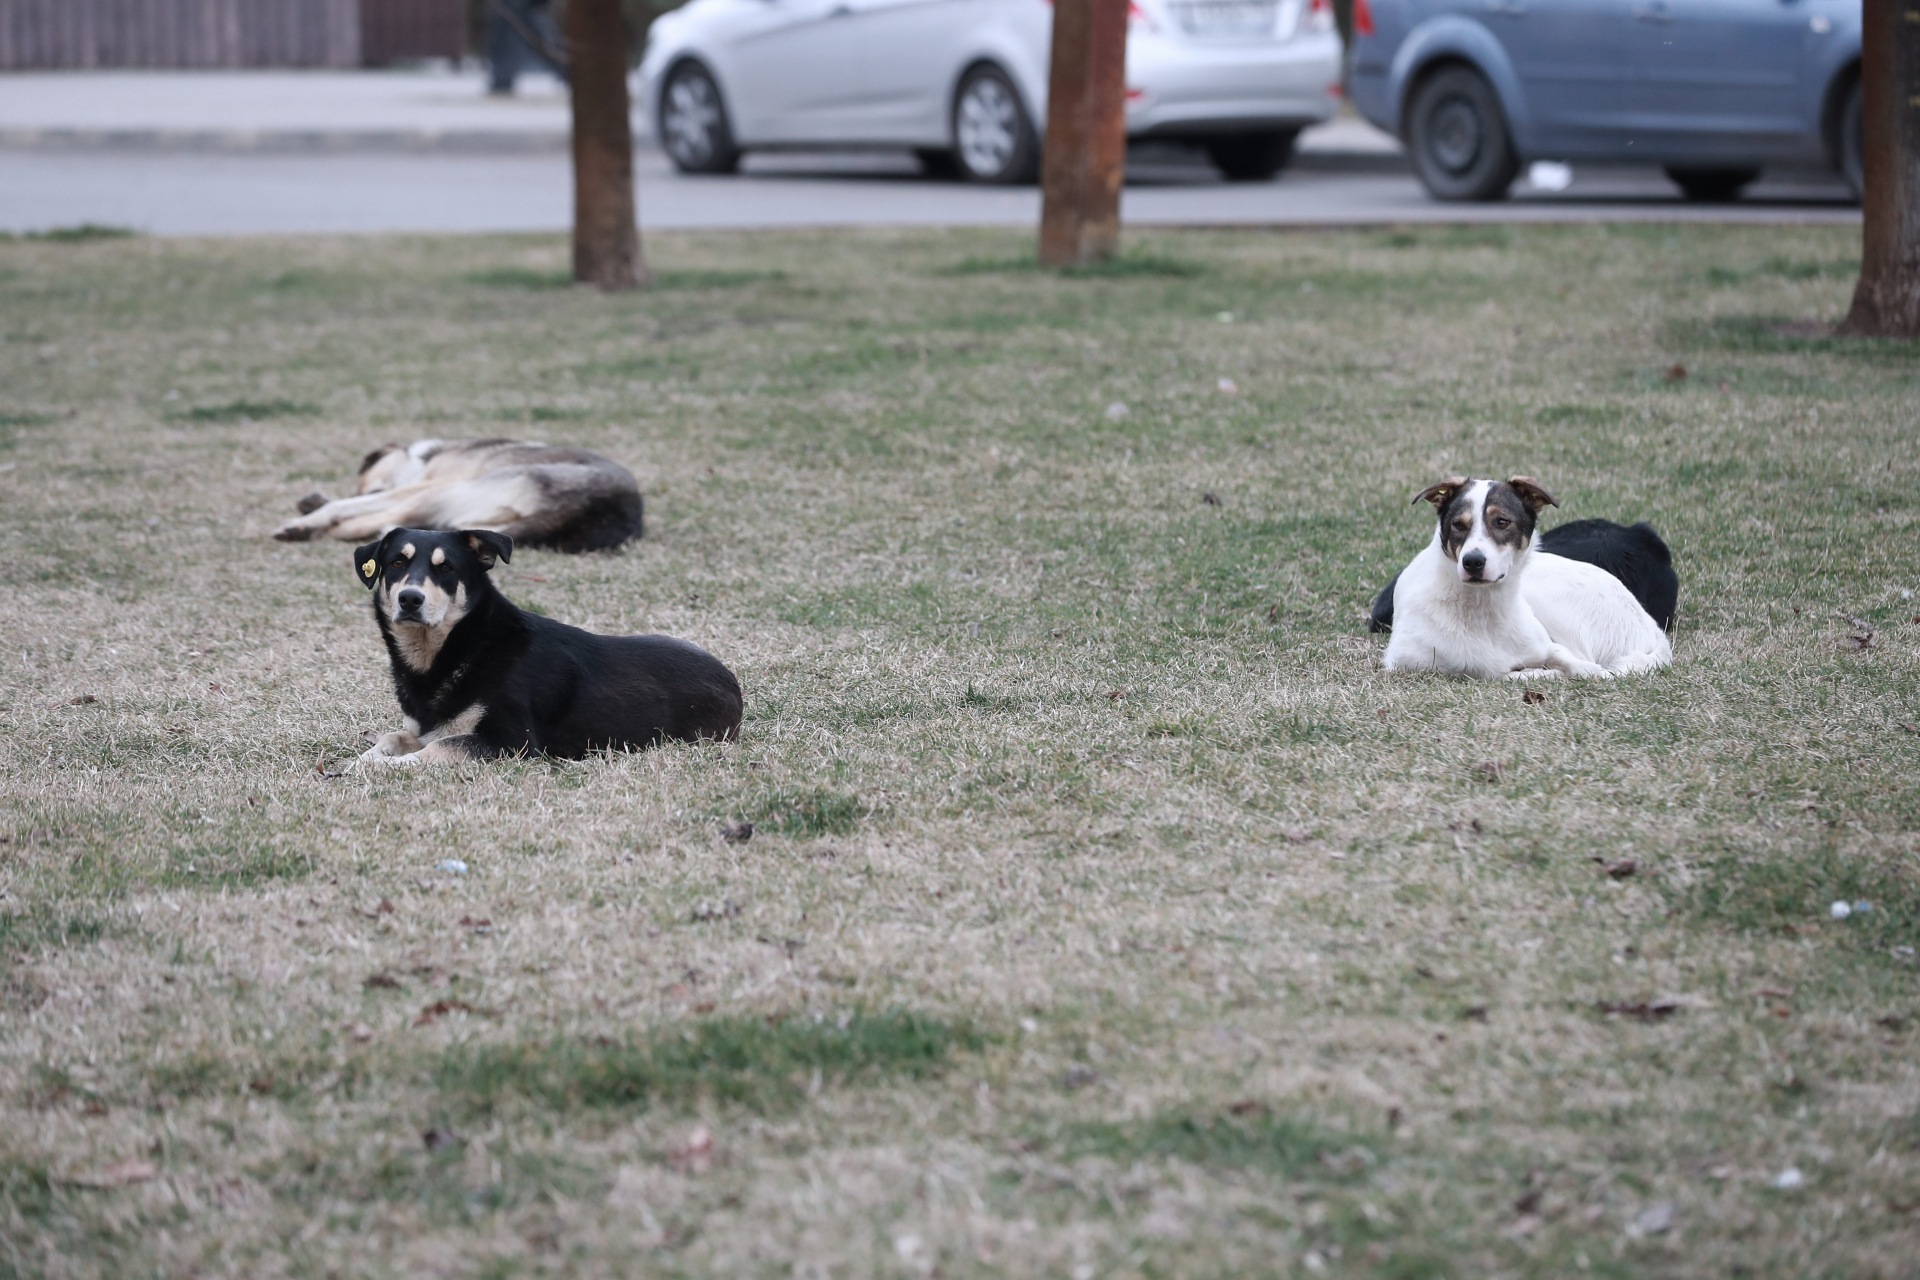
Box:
[1493,516,1511,529]
[390,557,407,569]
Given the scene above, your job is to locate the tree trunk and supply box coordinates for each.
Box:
[1038,0,1128,267]
[1842,0,1920,337]
[565,0,648,290]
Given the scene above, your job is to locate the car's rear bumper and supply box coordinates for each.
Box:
[1124,33,1342,136]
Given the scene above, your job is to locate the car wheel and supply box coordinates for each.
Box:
[1405,65,1518,202]
[659,62,740,175]
[1840,80,1863,201]
[1205,130,1299,182]
[1665,166,1759,202]
[952,65,1039,184]
[914,148,962,180]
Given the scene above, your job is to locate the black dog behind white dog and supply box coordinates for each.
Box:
[354,527,742,764]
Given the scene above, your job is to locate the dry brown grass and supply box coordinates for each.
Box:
[1,224,1917,1279]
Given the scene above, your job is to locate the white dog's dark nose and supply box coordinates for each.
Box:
[396,587,426,612]
[1461,551,1487,579]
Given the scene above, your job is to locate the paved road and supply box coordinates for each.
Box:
[0,145,1859,237]
[0,69,1858,235]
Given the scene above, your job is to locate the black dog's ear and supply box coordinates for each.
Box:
[1412,476,1470,510]
[463,530,514,570]
[1505,476,1559,515]
[353,534,390,591]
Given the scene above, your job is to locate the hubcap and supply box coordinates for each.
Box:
[956,77,1018,177]
[664,73,721,165]
[1429,96,1482,174]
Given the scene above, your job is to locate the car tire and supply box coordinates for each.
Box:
[1205,130,1299,182]
[914,148,962,180]
[1665,166,1759,202]
[1839,80,1863,201]
[952,65,1040,185]
[1405,65,1519,202]
[659,62,741,176]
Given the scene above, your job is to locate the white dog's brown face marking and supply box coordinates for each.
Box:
[1414,475,1558,585]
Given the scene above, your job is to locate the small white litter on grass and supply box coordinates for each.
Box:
[438,859,468,876]
[1773,1167,1804,1191]
[1830,900,1851,920]
[1104,401,1131,421]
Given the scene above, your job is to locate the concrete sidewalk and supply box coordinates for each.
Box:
[0,67,1404,166]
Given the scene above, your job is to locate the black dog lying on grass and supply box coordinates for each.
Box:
[1368,518,1679,634]
[353,527,742,764]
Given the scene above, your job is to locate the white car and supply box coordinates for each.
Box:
[639,0,1344,183]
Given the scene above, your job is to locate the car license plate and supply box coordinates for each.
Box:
[1168,0,1279,37]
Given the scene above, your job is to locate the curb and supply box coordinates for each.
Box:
[0,126,1409,171]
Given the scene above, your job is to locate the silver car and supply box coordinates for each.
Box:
[1348,0,1863,201]
[640,0,1345,183]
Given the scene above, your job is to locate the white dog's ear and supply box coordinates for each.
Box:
[1412,476,1470,509]
[1505,476,1559,514]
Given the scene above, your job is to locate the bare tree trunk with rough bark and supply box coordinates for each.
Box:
[566,0,648,290]
[1842,0,1919,337]
[1038,0,1128,267]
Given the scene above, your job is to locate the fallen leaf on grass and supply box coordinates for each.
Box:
[65,694,98,706]
[362,972,402,990]
[1591,857,1639,879]
[1521,689,1547,705]
[457,915,493,934]
[1202,492,1222,506]
[669,1125,717,1174]
[422,1127,460,1152]
[413,999,494,1027]
[1662,363,1688,382]
[1598,997,1684,1021]
[64,1158,157,1189]
[720,821,754,844]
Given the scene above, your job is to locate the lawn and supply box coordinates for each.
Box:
[0,222,1916,1279]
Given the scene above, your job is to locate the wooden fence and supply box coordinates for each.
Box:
[0,0,468,69]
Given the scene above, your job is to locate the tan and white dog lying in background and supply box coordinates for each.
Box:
[1383,476,1672,680]
[274,438,643,554]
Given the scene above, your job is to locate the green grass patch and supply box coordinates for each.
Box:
[437,1010,979,1114]
[1059,1107,1373,1179]
[176,398,317,423]
[0,909,106,954]
[746,786,866,839]
[940,251,1205,278]
[5,224,139,244]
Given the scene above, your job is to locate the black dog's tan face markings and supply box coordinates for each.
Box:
[355,530,489,672]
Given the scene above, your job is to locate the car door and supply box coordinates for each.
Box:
[823,0,982,142]
[1624,0,1810,153]
[721,0,871,143]
[1488,0,1635,154]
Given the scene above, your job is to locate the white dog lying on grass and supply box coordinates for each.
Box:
[1382,476,1672,680]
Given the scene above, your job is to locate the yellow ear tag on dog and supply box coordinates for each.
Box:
[361,558,377,580]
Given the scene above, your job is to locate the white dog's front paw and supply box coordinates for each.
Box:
[1507,667,1562,681]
